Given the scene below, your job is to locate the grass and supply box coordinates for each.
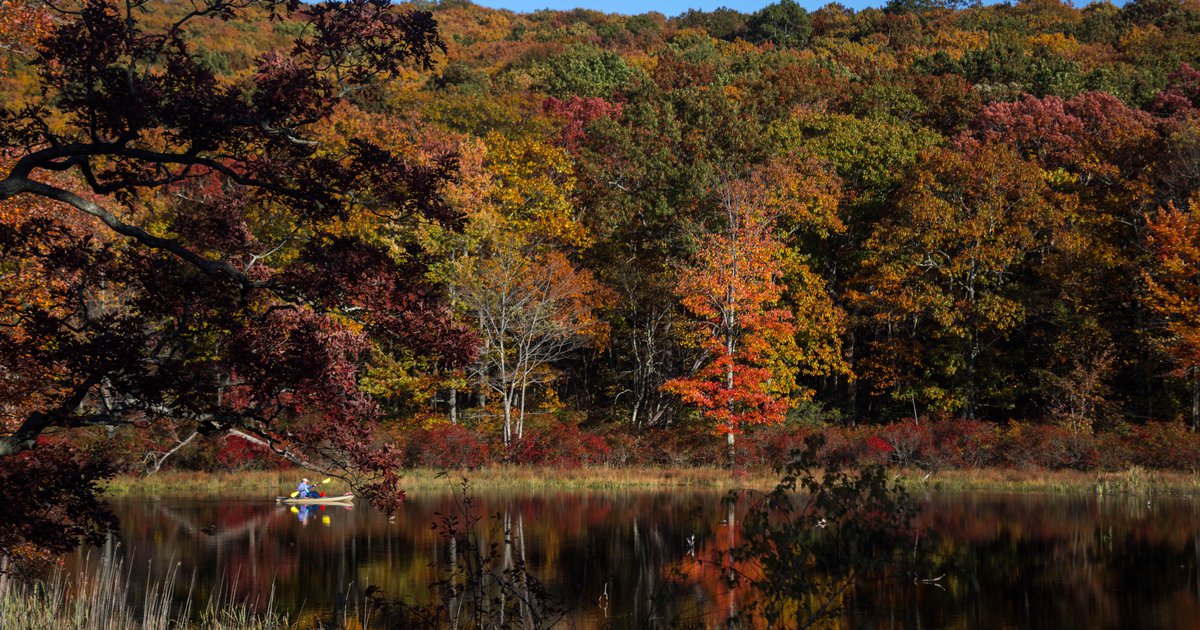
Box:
[0,545,290,630]
[896,465,1200,495]
[102,464,1200,498]
[101,466,775,497]
[102,469,313,497]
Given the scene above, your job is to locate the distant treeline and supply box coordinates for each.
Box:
[5,0,1200,458]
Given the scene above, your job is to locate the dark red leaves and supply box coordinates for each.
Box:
[0,444,115,559]
[1153,63,1200,117]
[543,96,624,150]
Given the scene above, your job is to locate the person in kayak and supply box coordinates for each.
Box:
[297,477,320,498]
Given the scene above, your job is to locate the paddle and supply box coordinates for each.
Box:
[289,477,333,498]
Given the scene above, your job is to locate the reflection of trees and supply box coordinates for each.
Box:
[59,492,1200,628]
[849,494,1200,629]
[156,505,274,546]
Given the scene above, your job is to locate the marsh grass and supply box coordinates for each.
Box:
[101,465,1200,499]
[896,466,1200,495]
[101,466,774,497]
[0,543,290,630]
[102,469,309,497]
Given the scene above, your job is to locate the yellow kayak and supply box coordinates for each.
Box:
[275,493,355,505]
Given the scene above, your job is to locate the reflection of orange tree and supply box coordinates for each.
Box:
[667,436,924,628]
[668,499,747,628]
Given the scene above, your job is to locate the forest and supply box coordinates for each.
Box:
[4,0,1200,563]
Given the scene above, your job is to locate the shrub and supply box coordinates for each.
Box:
[812,427,861,468]
[214,435,283,471]
[599,429,652,466]
[507,423,612,468]
[405,423,492,469]
[875,422,925,467]
[925,418,1000,469]
[1000,423,1099,471]
[640,429,717,467]
[864,433,897,465]
[753,427,814,468]
[1127,422,1200,471]
[1095,430,1136,471]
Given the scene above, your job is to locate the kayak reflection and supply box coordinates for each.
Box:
[289,503,349,526]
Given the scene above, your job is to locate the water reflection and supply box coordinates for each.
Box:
[69,490,1200,629]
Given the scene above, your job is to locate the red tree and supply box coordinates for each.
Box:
[663,161,845,465]
[0,0,474,558]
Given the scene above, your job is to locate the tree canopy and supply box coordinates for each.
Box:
[5,0,1200,563]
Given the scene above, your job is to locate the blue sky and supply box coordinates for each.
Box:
[472,1,885,16]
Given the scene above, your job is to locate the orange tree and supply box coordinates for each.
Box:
[1144,193,1200,431]
[0,0,52,72]
[0,0,474,560]
[663,159,846,465]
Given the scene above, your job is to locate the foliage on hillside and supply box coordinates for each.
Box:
[5,0,1200,564]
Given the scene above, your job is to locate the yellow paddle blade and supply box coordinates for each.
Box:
[289,491,300,498]
[290,507,299,514]
[321,478,332,484]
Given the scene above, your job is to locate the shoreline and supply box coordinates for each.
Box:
[101,465,1200,498]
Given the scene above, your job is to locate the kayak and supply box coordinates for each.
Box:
[276,493,355,505]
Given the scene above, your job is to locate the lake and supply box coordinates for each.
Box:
[68,487,1200,629]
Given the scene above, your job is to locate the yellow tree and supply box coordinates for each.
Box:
[664,159,846,465]
[848,143,1057,420]
[1144,193,1200,431]
[433,134,610,442]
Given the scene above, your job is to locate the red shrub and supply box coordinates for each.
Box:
[813,427,862,468]
[925,418,1000,468]
[758,428,813,467]
[507,423,612,468]
[734,433,770,468]
[600,430,653,466]
[1095,430,1136,471]
[405,423,491,469]
[1126,422,1200,471]
[875,422,925,467]
[638,429,720,467]
[1000,424,1099,471]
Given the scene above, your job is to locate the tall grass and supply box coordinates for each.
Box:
[103,464,1200,499]
[101,466,775,497]
[102,469,310,497]
[895,466,1200,495]
[0,543,290,630]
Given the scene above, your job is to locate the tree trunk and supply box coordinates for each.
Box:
[518,378,527,440]
[1192,365,1198,432]
[965,333,977,421]
[449,387,458,424]
[502,393,513,445]
[845,329,857,427]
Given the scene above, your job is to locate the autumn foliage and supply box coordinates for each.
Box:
[663,160,845,458]
[6,0,1200,565]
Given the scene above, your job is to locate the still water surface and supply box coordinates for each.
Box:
[70,489,1200,629]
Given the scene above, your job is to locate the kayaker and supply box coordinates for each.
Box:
[297,477,318,498]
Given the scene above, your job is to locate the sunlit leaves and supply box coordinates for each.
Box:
[663,161,846,440]
[848,143,1057,415]
[1144,194,1200,376]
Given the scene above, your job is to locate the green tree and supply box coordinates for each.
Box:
[749,0,813,48]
